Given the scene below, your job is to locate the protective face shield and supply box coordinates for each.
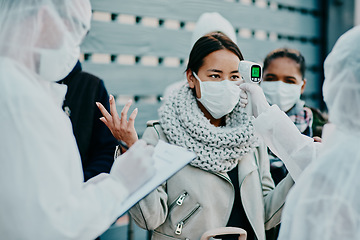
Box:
[323,25,360,132]
[261,81,303,112]
[193,72,241,119]
[0,0,91,81]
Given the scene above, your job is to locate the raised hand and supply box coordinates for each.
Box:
[96,95,139,147]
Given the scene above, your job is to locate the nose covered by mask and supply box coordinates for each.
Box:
[193,72,240,119]
[37,35,80,82]
[261,81,303,112]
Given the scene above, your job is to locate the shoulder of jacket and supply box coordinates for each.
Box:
[146,120,160,127]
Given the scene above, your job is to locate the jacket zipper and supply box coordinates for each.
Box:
[169,192,188,212]
[174,204,201,235]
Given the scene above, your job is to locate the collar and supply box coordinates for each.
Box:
[57,60,82,84]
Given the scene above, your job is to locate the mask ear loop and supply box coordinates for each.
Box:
[192,72,201,82]
[192,72,203,100]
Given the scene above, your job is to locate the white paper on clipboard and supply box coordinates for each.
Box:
[116,140,196,216]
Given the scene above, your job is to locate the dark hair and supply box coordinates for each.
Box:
[186,32,244,74]
[263,48,306,79]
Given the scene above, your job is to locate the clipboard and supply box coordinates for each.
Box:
[116,140,196,216]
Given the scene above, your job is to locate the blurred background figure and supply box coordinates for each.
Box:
[58,60,118,182]
[261,48,328,186]
[0,1,154,239]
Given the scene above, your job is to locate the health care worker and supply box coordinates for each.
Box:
[0,1,155,239]
[240,26,360,239]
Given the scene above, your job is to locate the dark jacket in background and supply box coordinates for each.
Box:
[58,61,118,181]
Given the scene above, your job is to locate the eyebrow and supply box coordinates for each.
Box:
[265,73,298,80]
[207,69,239,73]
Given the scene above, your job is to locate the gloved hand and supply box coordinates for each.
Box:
[239,89,248,108]
[239,83,270,118]
[110,140,155,195]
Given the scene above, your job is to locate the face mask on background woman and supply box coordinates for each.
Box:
[261,80,303,112]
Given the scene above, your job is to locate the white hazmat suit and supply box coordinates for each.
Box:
[241,25,360,239]
[0,1,154,239]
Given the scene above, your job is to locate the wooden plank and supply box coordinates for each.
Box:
[89,0,321,38]
[81,21,321,66]
[82,21,192,58]
[81,63,185,96]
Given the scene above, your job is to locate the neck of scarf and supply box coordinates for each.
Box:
[287,100,314,136]
[158,85,258,173]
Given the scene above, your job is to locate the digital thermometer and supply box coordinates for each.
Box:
[238,60,262,84]
[238,60,262,116]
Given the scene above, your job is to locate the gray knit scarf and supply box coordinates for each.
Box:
[159,85,258,173]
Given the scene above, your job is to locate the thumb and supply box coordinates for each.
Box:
[239,82,254,93]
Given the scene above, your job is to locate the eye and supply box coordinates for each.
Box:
[230,75,240,80]
[209,74,220,79]
[284,78,297,84]
[264,76,276,81]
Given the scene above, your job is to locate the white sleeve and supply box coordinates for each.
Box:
[0,77,129,240]
[252,105,321,181]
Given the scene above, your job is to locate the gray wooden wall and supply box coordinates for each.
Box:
[81,0,323,135]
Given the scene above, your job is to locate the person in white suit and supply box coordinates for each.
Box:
[240,25,360,240]
[0,1,154,239]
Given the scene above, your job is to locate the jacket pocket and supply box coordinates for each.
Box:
[174,204,201,235]
[168,191,188,213]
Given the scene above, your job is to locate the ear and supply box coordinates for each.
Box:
[186,69,196,89]
[301,78,307,94]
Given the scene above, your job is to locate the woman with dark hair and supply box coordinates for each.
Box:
[98,33,296,240]
[261,48,327,185]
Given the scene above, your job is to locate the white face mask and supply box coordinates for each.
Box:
[37,39,80,82]
[261,81,303,112]
[193,72,240,119]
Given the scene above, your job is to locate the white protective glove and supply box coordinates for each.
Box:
[238,89,249,108]
[110,139,155,195]
[239,83,271,118]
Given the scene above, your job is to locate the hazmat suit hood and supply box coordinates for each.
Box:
[0,0,91,82]
[277,26,360,240]
[191,12,237,46]
[323,25,360,133]
[0,1,132,239]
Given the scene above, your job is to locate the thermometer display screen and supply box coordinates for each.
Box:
[251,66,261,78]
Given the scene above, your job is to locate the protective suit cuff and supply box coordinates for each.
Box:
[253,105,284,134]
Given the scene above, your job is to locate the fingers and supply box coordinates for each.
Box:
[239,89,248,99]
[96,102,113,122]
[121,99,132,122]
[313,136,322,143]
[128,108,138,128]
[109,95,120,125]
[239,98,248,108]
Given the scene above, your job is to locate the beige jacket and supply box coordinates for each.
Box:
[129,121,294,240]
